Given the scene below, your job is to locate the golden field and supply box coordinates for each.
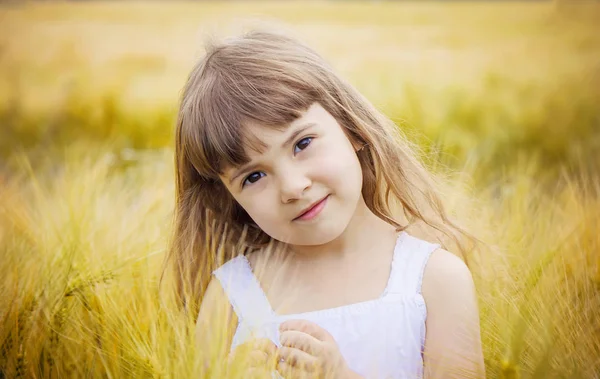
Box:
[0,1,599,378]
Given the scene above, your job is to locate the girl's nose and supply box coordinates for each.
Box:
[279,172,311,204]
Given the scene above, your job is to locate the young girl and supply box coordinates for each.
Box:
[169,29,486,378]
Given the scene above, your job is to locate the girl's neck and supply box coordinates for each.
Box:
[287,196,398,264]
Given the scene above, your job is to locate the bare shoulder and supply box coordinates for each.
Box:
[195,275,238,366]
[420,248,485,378]
[421,248,475,300]
[196,275,238,327]
[196,275,238,332]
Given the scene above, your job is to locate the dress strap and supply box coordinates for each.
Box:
[212,255,274,327]
[385,232,440,295]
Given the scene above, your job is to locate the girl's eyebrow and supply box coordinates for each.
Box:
[228,122,317,185]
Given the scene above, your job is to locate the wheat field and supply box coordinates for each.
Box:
[0,1,599,378]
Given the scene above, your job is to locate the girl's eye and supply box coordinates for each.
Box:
[240,137,312,188]
[294,137,313,154]
[242,171,265,187]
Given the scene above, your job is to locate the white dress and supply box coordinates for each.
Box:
[212,231,440,379]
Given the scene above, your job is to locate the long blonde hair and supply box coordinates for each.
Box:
[162,29,481,317]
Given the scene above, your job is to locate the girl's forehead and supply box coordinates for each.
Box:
[221,119,318,178]
[216,103,332,176]
[240,103,343,159]
[240,121,289,154]
[218,123,274,180]
[241,125,315,164]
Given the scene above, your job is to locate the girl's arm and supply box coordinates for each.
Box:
[421,249,486,379]
[195,276,239,373]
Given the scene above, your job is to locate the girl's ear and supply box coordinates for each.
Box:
[347,132,367,153]
[350,138,364,153]
[353,141,367,153]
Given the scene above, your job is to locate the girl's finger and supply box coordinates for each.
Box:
[247,366,271,379]
[247,350,270,366]
[249,338,278,356]
[276,360,293,377]
[231,338,277,360]
[277,360,311,379]
[276,346,318,372]
[280,330,322,355]
[279,319,331,343]
[227,338,278,372]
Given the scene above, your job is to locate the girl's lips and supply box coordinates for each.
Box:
[294,195,329,221]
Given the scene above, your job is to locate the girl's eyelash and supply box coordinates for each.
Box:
[294,136,313,154]
[241,136,314,188]
[242,171,265,187]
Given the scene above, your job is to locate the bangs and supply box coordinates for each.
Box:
[181,56,320,179]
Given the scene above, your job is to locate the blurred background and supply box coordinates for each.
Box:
[1,1,599,378]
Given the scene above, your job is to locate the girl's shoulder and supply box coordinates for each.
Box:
[195,273,239,366]
[422,248,473,296]
[419,248,485,376]
[421,247,477,312]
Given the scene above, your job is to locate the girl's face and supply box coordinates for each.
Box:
[220,102,364,246]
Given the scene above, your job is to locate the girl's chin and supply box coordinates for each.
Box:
[286,229,347,246]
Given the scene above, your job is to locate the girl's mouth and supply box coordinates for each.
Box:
[293,195,329,221]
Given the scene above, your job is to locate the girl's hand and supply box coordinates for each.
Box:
[276,319,353,379]
[226,338,278,379]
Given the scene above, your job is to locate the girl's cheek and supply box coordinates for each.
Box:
[317,152,358,183]
[245,193,279,219]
